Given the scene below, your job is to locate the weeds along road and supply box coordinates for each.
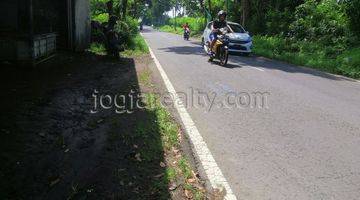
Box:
[141,26,360,200]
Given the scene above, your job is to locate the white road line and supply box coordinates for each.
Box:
[142,34,237,200]
[250,66,265,72]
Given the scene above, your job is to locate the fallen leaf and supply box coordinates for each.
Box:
[184,189,193,199]
[154,173,164,178]
[160,162,166,168]
[172,148,180,154]
[133,144,139,149]
[64,149,70,153]
[169,182,177,191]
[187,178,196,183]
[38,132,46,137]
[50,178,60,187]
[135,153,142,162]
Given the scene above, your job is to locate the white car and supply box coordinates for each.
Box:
[202,21,253,55]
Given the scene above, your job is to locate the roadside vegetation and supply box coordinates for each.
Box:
[158,17,206,37]
[89,1,206,198]
[138,67,206,200]
[152,0,360,79]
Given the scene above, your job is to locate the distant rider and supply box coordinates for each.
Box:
[183,22,190,34]
[209,10,229,55]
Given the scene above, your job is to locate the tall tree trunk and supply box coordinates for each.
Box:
[241,0,250,26]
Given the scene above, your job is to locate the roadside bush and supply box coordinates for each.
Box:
[92,13,109,23]
[289,0,350,47]
[344,0,360,39]
[114,17,139,48]
[253,35,360,78]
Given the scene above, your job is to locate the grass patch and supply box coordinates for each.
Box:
[88,42,107,55]
[158,25,184,35]
[138,66,206,199]
[89,34,149,57]
[253,35,360,79]
[122,34,149,57]
[157,17,204,38]
[157,25,203,38]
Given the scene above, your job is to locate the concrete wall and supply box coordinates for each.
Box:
[73,0,91,51]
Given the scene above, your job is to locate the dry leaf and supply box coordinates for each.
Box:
[154,173,164,178]
[187,178,196,183]
[160,162,166,168]
[135,153,142,162]
[50,178,60,187]
[169,182,177,191]
[184,189,193,199]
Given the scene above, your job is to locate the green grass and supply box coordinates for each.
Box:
[88,42,107,55]
[138,67,205,199]
[158,25,183,35]
[253,35,360,79]
[123,34,150,57]
[157,16,206,37]
[89,34,149,57]
[178,157,192,179]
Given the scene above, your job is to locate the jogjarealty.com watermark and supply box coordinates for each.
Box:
[90,88,270,114]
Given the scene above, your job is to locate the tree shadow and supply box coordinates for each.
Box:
[0,52,170,199]
[230,55,357,81]
[158,45,206,56]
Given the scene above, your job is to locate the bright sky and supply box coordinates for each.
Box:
[166,7,185,18]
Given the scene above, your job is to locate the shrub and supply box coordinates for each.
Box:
[114,17,139,48]
[253,35,360,78]
[344,0,360,39]
[92,13,109,23]
[289,0,350,47]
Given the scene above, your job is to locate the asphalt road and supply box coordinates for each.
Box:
[141,27,360,200]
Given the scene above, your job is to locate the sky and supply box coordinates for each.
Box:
[166,7,185,18]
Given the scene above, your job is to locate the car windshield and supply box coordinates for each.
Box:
[229,24,246,33]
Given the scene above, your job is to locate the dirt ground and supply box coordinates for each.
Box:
[0,53,174,199]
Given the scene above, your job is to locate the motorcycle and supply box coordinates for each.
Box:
[184,28,190,41]
[204,28,230,66]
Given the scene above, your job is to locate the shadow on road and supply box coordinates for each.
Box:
[0,53,170,199]
[230,55,355,81]
[158,45,206,56]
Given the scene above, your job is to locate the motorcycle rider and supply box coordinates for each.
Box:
[183,22,190,38]
[209,10,229,55]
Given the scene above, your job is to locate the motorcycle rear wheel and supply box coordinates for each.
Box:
[219,47,229,66]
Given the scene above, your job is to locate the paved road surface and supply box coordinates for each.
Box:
[142,27,360,200]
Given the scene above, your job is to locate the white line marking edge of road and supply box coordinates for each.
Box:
[141,34,237,200]
[252,66,265,72]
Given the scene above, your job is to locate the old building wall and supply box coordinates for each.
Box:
[74,0,91,51]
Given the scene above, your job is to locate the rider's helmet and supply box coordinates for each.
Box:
[218,10,227,19]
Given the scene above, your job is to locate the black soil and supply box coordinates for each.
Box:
[0,53,169,200]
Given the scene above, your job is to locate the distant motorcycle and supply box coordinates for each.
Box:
[184,28,190,40]
[204,28,229,66]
